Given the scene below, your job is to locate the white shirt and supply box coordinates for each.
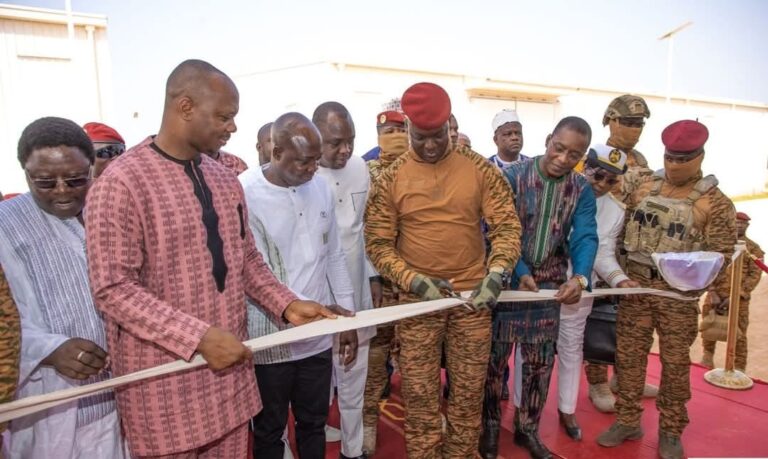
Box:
[317,156,376,342]
[592,193,630,287]
[240,166,356,361]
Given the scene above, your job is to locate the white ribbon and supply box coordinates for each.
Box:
[0,287,694,423]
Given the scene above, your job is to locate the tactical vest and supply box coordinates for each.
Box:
[624,171,718,272]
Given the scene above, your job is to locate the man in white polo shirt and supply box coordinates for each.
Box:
[240,112,357,459]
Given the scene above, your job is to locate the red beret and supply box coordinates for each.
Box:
[377,111,405,126]
[83,122,125,144]
[661,120,708,154]
[736,212,751,222]
[401,82,451,130]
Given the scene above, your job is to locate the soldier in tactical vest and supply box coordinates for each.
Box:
[597,120,736,459]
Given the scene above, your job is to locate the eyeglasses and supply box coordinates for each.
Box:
[664,151,702,164]
[25,170,91,190]
[95,144,126,159]
[617,117,645,128]
[586,168,620,186]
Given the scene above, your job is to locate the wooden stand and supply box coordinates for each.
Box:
[705,241,753,390]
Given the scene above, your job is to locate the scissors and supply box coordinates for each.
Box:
[446,290,474,310]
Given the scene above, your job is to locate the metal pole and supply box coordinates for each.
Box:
[724,241,746,371]
[658,21,693,105]
[704,241,753,390]
[666,36,673,104]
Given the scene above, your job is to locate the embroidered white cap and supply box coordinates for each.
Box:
[492,109,521,133]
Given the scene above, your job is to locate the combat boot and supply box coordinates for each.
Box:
[700,351,714,369]
[362,426,376,456]
[642,382,659,398]
[597,422,644,447]
[658,430,685,459]
[609,374,658,398]
[588,382,616,412]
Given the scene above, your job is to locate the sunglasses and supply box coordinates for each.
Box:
[25,170,91,190]
[95,144,126,159]
[586,168,620,186]
[617,117,645,128]
[664,151,702,164]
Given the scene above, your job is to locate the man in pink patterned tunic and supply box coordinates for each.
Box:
[86,59,347,458]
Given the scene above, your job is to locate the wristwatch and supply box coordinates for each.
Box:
[573,274,588,291]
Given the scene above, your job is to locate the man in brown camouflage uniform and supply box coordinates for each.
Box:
[0,265,21,456]
[586,94,657,412]
[700,211,765,371]
[598,120,737,459]
[365,82,521,458]
[362,109,409,456]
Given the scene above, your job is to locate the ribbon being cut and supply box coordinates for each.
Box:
[0,288,695,424]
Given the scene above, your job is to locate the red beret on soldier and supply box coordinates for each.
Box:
[661,120,709,155]
[377,110,406,127]
[401,82,452,130]
[736,212,751,222]
[83,122,125,144]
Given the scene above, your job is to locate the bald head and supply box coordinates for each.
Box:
[258,122,273,142]
[312,101,355,169]
[312,101,351,128]
[266,113,322,187]
[165,59,236,107]
[273,113,320,152]
[156,59,239,159]
[256,121,273,165]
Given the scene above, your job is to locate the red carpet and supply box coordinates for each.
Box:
[317,354,768,458]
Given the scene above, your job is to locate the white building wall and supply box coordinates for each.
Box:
[0,6,112,195]
[233,63,767,197]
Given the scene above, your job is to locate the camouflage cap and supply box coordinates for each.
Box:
[602,94,651,126]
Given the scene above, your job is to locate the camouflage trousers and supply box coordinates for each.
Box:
[701,300,750,371]
[362,280,401,430]
[585,362,610,384]
[362,324,396,429]
[399,305,491,459]
[615,277,699,436]
[0,269,20,439]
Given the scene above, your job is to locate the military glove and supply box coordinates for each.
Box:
[410,274,453,301]
[469,271,503,311]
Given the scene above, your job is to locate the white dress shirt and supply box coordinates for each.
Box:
[317,155,376,342]
[592,193,630,287]
[240,166,356,361]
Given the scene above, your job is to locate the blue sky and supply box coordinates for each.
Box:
[5,0,768,105]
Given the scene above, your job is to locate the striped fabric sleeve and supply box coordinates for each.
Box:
[568,184,599,289]
[706,189,738,299]
[476,152,523,272]
[364,157,418,291]
[0,266,20,431]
